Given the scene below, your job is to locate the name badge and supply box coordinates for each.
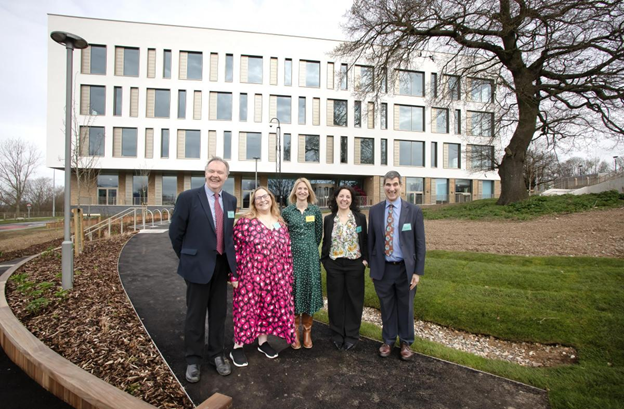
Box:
[356,226,362,233]
[402,223,412,231]
[273,222,281,230]
[228,211,235,218]
[306,215,315,222]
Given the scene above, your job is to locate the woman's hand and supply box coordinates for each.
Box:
[362,260,368,267]
[231,281,239,289]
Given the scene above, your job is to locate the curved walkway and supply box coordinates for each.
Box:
[119,230,550,409]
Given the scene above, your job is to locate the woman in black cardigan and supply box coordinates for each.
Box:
[321,185,368,350]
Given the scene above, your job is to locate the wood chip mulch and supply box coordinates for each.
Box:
[0,238,63,263]
[5,234,194,409]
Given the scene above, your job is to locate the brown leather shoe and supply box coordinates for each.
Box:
[302,313,313,348]
[291,315,302,349]
[379,343,391,358]
[400,342,413,361]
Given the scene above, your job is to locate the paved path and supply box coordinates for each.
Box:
[119,231,550,409]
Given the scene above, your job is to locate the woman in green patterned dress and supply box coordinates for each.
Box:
[281,177,323,349]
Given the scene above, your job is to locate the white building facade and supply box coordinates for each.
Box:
[47,14,500,210]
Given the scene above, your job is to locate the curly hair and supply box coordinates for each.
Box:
[328,185,360,214]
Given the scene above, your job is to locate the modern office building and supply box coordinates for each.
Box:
[47,14,500,211]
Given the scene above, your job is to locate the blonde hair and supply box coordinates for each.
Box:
[244,186,283,222]
[288,178,317,205]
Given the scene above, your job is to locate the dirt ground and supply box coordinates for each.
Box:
[0,228,63,253]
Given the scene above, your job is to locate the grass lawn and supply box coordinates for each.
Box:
[421,190,624,220]
[0,217,59,225]
[320,251,624,409]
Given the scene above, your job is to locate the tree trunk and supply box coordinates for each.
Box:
[497,154,528,204]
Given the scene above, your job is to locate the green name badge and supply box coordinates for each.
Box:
[356,226,362,233]
[273,222,281,229]
[402,223,412,231]
[228,211,235,218]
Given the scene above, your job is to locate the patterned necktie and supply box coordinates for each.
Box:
[215,192,224,254]
[385,204,394,256]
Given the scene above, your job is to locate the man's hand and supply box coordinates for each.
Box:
[409,274,420,290]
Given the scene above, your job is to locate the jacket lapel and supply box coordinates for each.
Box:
[398,199,410,235]
[197,187,216,234]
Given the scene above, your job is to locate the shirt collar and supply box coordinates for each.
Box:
[204,184,222,198]
[385,198,401,208]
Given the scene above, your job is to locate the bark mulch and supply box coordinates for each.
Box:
[5,234,193,409]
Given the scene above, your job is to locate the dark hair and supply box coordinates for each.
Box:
[383,170,402,184]
[328,185,360,213]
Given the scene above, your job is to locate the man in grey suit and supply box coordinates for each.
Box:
[368,170,426,360]
[169,157,237,381]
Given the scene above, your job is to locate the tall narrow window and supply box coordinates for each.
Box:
[431,142,438,168]
[431,73,438,97]
[215,92,233,120]
[340,136,348,164]
[240,93,248,121]
[178,90,186,119]
[154,89,171,118]
[83,85,105,116]
[283,133,291,162]
[185,130,201,159]
[187,52,203,80]
[162,176,177,205]
[432,108,449,133]
[305,135,320,162]
[381,139,388,165]
[381,103,388,129]
[123,47,139,77]
[225,54,233,82]
[354,101,361,127]
[340,64,348,90]
[331,99,348,126]
[83,45,106,75]
[114,87,122,116]
[359,138,375,165]
[302,60,320,87]
[446,75,460,100]
[245,56,263,84]
[445,143,460,168]
[298,97,306,125]
[246,132,262,159]
[87,127,105,156]
[161,129,169,158]
[163,50,171,78]
[284,59,292,86]
[223,131,232,159]
[121,128,138,157]
[276,96,292,124]
[455,109,462,134]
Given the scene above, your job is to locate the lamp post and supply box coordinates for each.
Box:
[614,156,619,173]
[269,118,282,207]
[51,31,88,290]
[253,157,260,189]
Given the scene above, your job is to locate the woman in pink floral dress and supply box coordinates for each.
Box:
[230,187,295,367]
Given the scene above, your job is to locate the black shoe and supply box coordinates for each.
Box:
[209,355,232,376]
[185,364,200,383]
[230,348,248,367]
[333,340,343,350]
[258,342,278,358]
[343,342,356,351]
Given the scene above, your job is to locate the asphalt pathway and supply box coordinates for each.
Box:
[119,231,550,409]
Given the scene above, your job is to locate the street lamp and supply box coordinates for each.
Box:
[269,118,282,207]
[253,157,260,188]
[614,156,619,173]
[51,31,88,290]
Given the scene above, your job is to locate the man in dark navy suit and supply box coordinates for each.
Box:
[169,157,237,381]
[368,170,426,361]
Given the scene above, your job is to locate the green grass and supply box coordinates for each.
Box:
[0,217,60,225]
[421,190,624,220]
[320,251,624,409]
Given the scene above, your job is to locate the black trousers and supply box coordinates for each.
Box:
[184,254,228,365]
[324,257,366,344]
[373,261,417,345]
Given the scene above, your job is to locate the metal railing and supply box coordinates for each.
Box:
[82,207,173,241]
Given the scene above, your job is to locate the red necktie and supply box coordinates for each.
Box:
[384,204,394,256]
[215,192,224,254]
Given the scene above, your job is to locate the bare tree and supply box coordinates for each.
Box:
[69,113,102,209]
[523,145,558,193]
[336,0,624,204]
[0,138,41,217]
[25,177,55,211]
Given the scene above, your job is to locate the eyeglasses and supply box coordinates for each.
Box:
[254,194,270,202]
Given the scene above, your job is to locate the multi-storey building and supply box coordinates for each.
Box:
[47,14,500,212]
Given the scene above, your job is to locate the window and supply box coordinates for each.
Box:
[381,139,388,165]
[406,177,424,205]
[431,142,438,168]
[225,54,233,82]
[298,97,306,125]
[470,78,493,103]
[380,67,388,93]
[469,145,495,170]
[399,140,425,166]
[276,96,292,124]
[133,176,148,205]
[242,178,257,208]
[381,103,387,129]
[455,179,472,202]
[162,176,177,205]
[191,176,205,189]
[432,108,449,133]
[301,60,320,87]
[431,73,438,97]
[154,89,170,118]
[340,64,348,90]
[455,109,462,134]
[482,180,494,199]
[120,47,139,77]
[354,101,361,127]
[185,130,201,159]
[445,75,460,100]
[215,92,233,120]
[88,127,105,156]
[283,133,291,162]
[357,65,374,92]
[335,136,345,164]
[240,93,248,121]
[468,111,494,137]
[85,45,106,75]
[178,90,186,119]
[284,59,292,86]
[122,128,137,157]
[398,105,425,131]
[358,138,374,165]
[305,135,320,162]
[114,87,122,116]
[85,85,105,115]
[434,179,449,204]
[445,143,460,168]
[97,174,117,205]
[163,50,171,78]
[331,99,348,127]
[243,56,263,84]
[397,70,424,97]
[223,131,231,159]
[246,132,261,160]
[161,129,169,158]
[186,52,203,80]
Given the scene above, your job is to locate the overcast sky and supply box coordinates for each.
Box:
[0,0,620,185]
